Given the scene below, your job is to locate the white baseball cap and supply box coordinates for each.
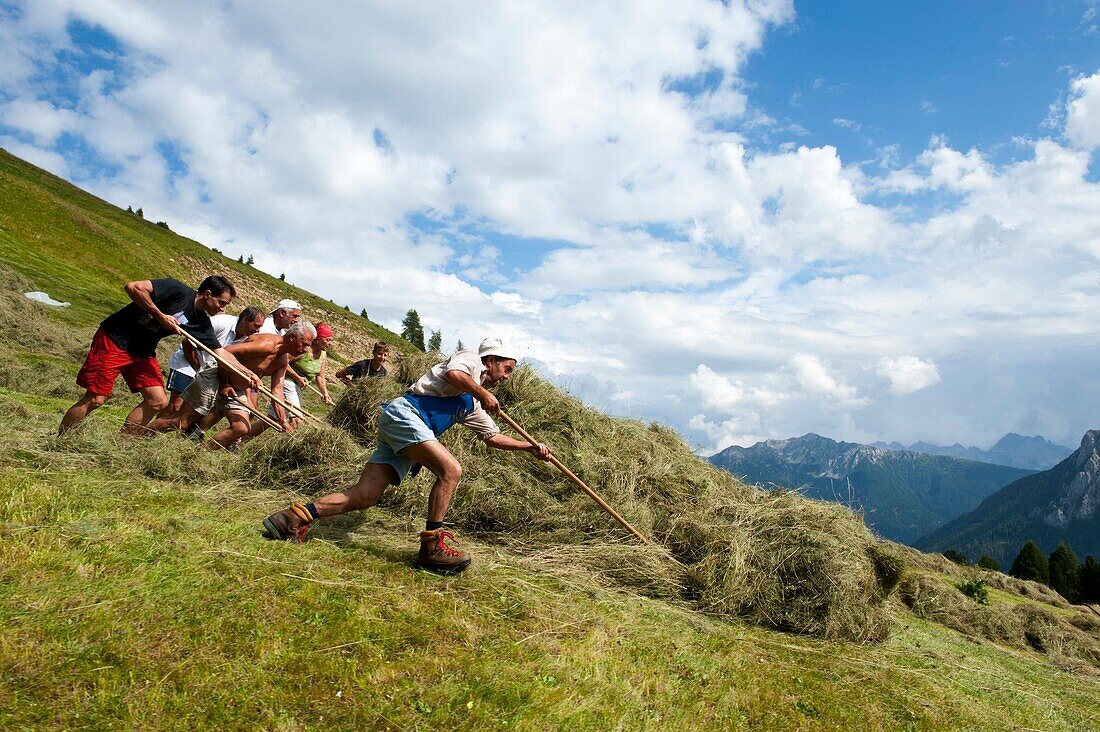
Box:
[273,298,301,312]
[478,337,516,361]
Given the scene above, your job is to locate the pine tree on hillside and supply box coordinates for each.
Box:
[401,309,425,351]
[1009,541,1050,585]
[943,550,969,566]
[1048,542,1080,603]
[1079,556,1100,604]
[360,308,369,319]
[428,329,442,352]
[977,555,1000,572]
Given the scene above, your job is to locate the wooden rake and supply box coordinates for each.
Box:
[175,328,326,427]
[497,409,650,545]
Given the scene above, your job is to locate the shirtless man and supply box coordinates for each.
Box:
[185,321,316,450]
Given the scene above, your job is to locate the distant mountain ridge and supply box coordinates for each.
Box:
[916,430,1100,568]
[709,434,1032,544]
[871,433,1073,471]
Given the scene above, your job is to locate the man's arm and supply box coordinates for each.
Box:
[183,341,201,371]
[212,345,261,389]
[123,280,179,332]
[443,369,500,414]
[484,433,552,460]
[317,360,333,404]
[268,356,290,426]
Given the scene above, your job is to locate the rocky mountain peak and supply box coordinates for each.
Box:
[1039,430,1100,528]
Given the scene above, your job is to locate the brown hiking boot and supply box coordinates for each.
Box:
[417,529,471,574]
[262,503,312,543]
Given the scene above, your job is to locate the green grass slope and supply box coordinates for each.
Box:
[1,150,1098,730]
[0,148,410,364]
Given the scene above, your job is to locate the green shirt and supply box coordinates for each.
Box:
[292,350,326,381]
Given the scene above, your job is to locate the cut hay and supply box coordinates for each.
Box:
[45,419,233,485]
[666,491,896,641]
[237,425,364,495]
[511,541,692,600]
[326,363,902,641]
[899,572,1100,670]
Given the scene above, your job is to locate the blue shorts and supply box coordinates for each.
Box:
[166,369,195,394]
[369,396,436,485]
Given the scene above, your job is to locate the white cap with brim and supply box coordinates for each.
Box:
[478,337,516,361]
[273,298,301,312]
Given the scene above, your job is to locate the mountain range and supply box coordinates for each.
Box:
[915,430,1100,568]
[871,433,1073,471]
[709,434,1031,544]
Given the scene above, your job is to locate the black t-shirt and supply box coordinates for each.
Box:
[345,358,387,379]
[99,278,222,357]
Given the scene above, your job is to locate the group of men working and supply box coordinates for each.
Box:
[58,274,550,572]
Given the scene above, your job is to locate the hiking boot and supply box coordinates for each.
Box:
[262,503,313,543]
[417,528,472,574]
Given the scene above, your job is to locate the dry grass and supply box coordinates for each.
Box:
[898,572,1100,671]
[325,361,901,641]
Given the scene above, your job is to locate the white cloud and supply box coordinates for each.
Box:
[874,356,941,396]
[1065,71,1100,149]
[2,4,1100,453]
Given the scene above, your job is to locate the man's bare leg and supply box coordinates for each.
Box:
[207,410,251,450]
[311,462,401,517]
[400,441,463,523]
[121,386,169,436]
[58,391,108,435]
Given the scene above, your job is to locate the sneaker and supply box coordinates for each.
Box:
[262,503,312,543]
[417,528,471,574]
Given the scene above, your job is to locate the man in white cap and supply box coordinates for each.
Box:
[259,298,304,422]
[259,299,302,336]
[262,337,551,573]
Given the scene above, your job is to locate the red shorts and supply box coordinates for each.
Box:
[76,328,165,396]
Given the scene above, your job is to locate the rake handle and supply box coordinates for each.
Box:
[232,395,285,432]
[175,328,324,426]
[496,410,650,545]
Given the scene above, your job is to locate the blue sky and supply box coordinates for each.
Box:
[1,1,1099,451]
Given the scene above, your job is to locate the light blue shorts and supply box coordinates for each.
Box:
[369,396,436,485]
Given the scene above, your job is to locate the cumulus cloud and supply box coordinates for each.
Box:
[1065,71,1100,149]
[874,356,941,396]
[1,4,1099,453]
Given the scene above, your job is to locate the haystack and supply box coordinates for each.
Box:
[326,362,902,641]
[238,425,364,494]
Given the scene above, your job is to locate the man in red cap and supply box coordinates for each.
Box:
[262,337,551,573]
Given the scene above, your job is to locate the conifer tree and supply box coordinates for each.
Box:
[1048,542,1080,603]
[1009,541,1049,585]
[428,329,442,352]
[360,308,369,319]
[1079,556,1100,604]
[976,554,1000,572]
[942,550,969,566]
[401,309,425,351]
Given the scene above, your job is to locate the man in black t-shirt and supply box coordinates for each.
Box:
[59,276,260,435]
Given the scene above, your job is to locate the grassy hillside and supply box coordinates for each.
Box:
[1,150,1099,730]
[0,148,411,364]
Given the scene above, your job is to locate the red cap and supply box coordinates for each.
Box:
[316,323,334,339]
